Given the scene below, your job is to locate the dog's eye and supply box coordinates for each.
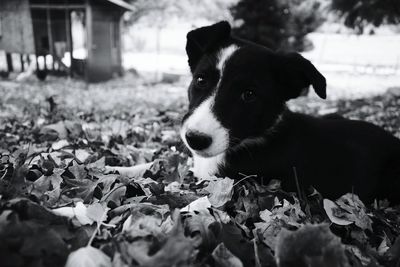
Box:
[241,90,256,103]
[195,75,207,88]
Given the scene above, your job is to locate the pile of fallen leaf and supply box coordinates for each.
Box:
[1,78,400,267]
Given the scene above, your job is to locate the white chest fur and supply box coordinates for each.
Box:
[191,153,225,180]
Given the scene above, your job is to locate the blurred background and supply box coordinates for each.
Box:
[0,0,399,99]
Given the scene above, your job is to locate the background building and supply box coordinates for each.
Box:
[0,0,134,82]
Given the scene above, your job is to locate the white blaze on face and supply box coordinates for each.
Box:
[181,45,239,167]
[217,45,239,74]
[180,97,229,158]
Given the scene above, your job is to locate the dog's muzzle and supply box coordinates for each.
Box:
[180,97,229,157]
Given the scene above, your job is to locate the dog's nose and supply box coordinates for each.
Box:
[185,131,212,151]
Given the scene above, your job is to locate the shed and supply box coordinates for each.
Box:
[0,0,134,82]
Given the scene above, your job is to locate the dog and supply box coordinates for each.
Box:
[180,21,400,204]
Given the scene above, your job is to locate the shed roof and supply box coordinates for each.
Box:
[106,0,135,11]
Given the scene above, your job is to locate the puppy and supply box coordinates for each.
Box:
[180,21,400,204]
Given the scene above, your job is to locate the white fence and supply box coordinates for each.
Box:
[303,33,400,76]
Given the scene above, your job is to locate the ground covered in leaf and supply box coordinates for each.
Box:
[1,76,400,267]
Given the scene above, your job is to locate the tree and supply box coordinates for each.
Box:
[330,0,400,33]
[230,0,325,52]
[124,0,237,27]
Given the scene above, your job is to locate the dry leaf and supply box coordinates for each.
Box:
[65,246,111,267]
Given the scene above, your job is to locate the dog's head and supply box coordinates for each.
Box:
[180,21,326,158]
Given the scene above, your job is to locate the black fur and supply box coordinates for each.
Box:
[183,21,400,204]
[186,21,232,73]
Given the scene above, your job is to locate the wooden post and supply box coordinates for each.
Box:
[118,14,123,76]
[65,0,73,77]
[20,54,25,72]
[85,0,92,83]
[36,54,40,71]
[46,0,55,70]
[6,53,13,72]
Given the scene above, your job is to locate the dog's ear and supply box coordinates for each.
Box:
[276,52,326,100]
[186,21,231,72]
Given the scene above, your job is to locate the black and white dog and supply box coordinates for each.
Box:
[180,21,400,203]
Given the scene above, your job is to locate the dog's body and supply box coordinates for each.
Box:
[223,111,400,202]
[180,21,400,203]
